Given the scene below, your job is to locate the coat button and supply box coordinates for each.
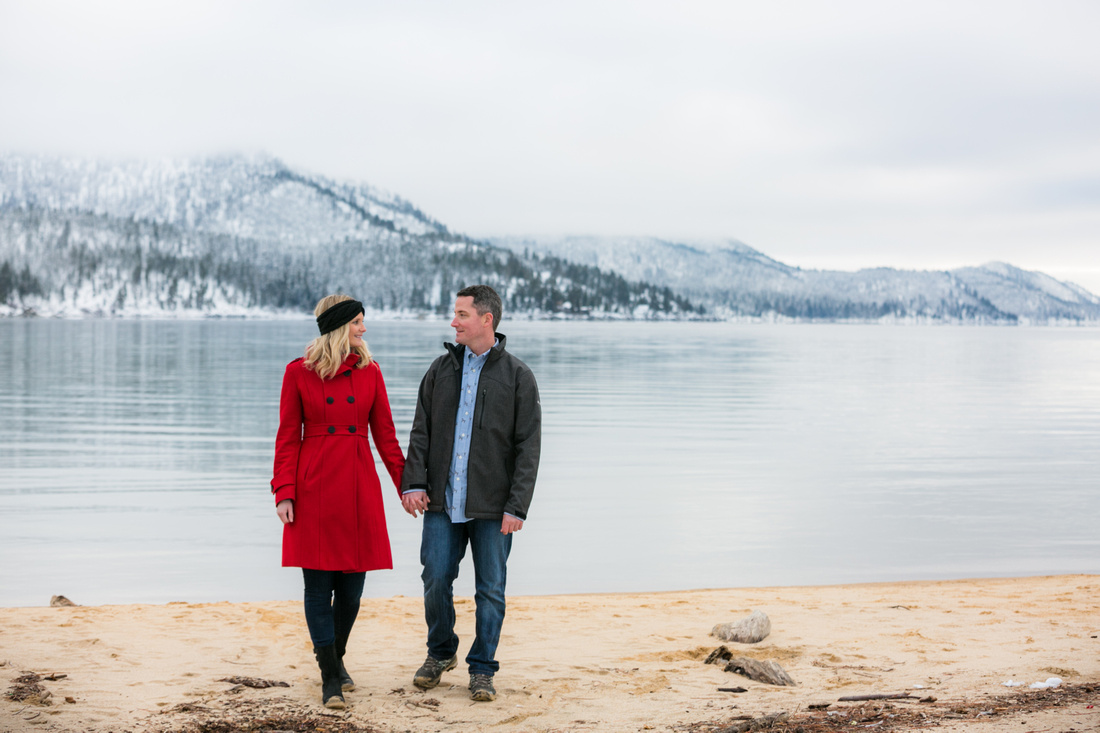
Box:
[348,426,356,433]
[347,396,355,403]
[327,426,335,434]
[343,370,351,376]
[326,397,334,404]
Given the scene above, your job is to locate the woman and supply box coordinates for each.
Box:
[271,294,405,709]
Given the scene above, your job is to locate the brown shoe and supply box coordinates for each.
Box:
[413,654,457,689]
[469,673,496,702]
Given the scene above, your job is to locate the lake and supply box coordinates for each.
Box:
[1,319,1098,607]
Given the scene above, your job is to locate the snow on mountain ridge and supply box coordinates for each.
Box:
[0,153,447,247]
[4,154,1096,322]
[966,261,1100,305]
[492,235,1100,322]
[1,156,698,320]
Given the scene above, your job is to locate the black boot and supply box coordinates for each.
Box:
[334,633,356,691]
[313,644,346,709]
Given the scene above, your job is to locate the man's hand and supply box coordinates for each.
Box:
[501,515,524,535]
[276,499,294,524]
[401,491,429,517]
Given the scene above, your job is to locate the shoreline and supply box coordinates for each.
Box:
[3,575,1098,732]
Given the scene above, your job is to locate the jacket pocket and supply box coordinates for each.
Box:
[476,388,487,429]
[298,443,321,492]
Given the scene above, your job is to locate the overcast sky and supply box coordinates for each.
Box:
[2,1,1099,290]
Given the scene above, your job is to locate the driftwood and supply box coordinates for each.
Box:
[725,657,796,687]
[704,646,733,665]
[705,646,796,686]
[219,677,290,689]
[837,693,917,701]
[714,711,789,733]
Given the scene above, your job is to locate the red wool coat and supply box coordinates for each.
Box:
[271,353,405,572]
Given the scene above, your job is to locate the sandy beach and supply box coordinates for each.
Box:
[2,575,1097,732]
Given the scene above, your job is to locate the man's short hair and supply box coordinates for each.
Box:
[457,284,503,330]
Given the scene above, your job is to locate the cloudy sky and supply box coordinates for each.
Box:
[2,1,1099,290]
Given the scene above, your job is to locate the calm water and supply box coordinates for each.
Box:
[1,319,1098,607]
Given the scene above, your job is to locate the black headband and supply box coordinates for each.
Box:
[316,299,364,335]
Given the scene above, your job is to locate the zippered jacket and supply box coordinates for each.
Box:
[400,333,541,520]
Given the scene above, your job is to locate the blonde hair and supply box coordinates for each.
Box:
[304,294,372,379]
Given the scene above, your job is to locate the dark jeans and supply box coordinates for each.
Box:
[302,569,365,649]
[421,510,512,676]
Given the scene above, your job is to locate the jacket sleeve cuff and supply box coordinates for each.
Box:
[400,484,429,495]
[273,485,296,505]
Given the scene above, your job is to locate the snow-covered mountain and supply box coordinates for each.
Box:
[1,154,447,245]
[0,155,695,319]
[4,154,1096,323]
[492,236,1100,323]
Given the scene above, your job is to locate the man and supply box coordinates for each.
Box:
[400,284,542,702]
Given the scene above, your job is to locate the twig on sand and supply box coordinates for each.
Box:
[812,661,895,673]
[219,676,290,689]
[682,682,1099,733]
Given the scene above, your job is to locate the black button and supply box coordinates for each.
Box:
[347,396,355,403]
[348,426,356,433]
[327,426,335,434]
[343,370,351,376]
[326,397,334,404]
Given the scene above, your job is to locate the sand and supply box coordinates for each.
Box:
[2,575,1098,732]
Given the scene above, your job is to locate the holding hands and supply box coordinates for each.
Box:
[401,491,429,517]
[399,490,522,534]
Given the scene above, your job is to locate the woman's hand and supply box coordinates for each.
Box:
[277,499,295,524]
[401,491,428,517]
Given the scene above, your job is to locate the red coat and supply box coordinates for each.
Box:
[271,353,405,572]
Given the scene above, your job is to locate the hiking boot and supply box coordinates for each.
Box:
[469,673,496,702]
[412,654,457,689]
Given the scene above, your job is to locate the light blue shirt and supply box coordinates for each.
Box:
[444,342,494,523]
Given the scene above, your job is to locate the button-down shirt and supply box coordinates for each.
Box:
[444,342,495,522]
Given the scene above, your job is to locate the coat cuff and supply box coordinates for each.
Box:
[273,485,296,505]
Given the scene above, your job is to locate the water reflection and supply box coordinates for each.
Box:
[1,319,1098,606]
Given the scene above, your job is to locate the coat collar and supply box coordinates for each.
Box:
[444,332,506,369]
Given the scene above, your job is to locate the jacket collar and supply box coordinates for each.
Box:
[444,332,506,369]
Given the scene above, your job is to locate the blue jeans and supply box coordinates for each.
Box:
[421,510,512,676]
[302,569,365,649]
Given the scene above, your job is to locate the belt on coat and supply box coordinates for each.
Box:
[303,423,369,438]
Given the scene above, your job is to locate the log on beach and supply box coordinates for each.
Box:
[723,657,796,687]
[705,646,797,686]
